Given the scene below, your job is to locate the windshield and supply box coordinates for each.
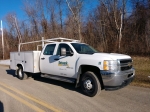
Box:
[71,43,98,54]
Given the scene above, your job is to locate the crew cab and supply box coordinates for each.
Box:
[10,37,135,97]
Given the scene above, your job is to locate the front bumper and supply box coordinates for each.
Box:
[100,68,135,90]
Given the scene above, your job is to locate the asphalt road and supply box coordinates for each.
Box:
[0,66,149,112]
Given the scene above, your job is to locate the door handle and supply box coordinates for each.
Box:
[54,58,59,61]
[41,58,45,60]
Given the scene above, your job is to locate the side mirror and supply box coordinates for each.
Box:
[61,48,66,56]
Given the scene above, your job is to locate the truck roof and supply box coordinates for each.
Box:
[44,42,87,46]
[46,41,80,44]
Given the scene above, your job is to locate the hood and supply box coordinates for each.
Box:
[93,53,131,60]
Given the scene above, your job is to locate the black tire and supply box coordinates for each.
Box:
[81,71,101,97]
[17,67,28,80]
[15,69,18,76]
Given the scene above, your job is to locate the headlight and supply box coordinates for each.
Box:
[103,60,118,71]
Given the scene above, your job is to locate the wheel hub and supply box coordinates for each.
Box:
[84,79,93,90]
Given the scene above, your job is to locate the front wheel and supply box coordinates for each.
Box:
[81,71,101,97]
[17,67,28,80]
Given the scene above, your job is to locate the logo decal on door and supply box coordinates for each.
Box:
[58,61,68,66]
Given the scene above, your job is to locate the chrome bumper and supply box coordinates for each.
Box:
[100,68,135,90]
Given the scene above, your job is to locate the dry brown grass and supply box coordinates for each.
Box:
[131,56,150,88]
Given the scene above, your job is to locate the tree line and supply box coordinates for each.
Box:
[0,0,150,59]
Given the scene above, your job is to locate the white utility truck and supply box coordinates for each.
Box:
[10,37,135,97]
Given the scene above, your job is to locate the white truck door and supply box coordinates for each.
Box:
[40,44,56,74]
[52,43,76,78]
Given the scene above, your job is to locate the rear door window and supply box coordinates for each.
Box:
[43,44,56,55]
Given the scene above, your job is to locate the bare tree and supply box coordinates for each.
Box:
[2,0,150,58]
[100,0,127,52]
[56,0,64,35]
[66,0,83,40]
[23,0,41,39]
[5,13,22,44]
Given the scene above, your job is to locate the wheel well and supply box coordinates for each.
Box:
[17,64,23,69]
[80,65,104,90]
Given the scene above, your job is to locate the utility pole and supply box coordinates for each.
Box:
[1,20,4,60]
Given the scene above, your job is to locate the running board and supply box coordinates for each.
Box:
[41,74,75,83]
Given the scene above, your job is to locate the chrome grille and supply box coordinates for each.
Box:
[119,59,133,71]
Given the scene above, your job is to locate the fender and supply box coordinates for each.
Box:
[75,55,104,74]
[75,55,104,88]
[75,66,81,88]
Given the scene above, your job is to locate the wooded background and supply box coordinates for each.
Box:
[1,0,150,59]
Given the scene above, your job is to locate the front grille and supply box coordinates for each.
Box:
[119,59,133,71]
[121,65,132,71]
[120,59,132,63]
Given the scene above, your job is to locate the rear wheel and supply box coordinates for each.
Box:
[81,71,101,97]
[17,67,28,80]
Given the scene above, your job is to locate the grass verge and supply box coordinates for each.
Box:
[131,56,150,88]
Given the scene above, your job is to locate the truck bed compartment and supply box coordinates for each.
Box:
[10,51,41,73]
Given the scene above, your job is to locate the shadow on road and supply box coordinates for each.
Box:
[5,69,84,95]
[32,75,83,95]
[6,70,16,77]
[0,101,4,112]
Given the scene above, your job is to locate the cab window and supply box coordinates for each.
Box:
[57,44,73,56]
[43,44,56,55]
